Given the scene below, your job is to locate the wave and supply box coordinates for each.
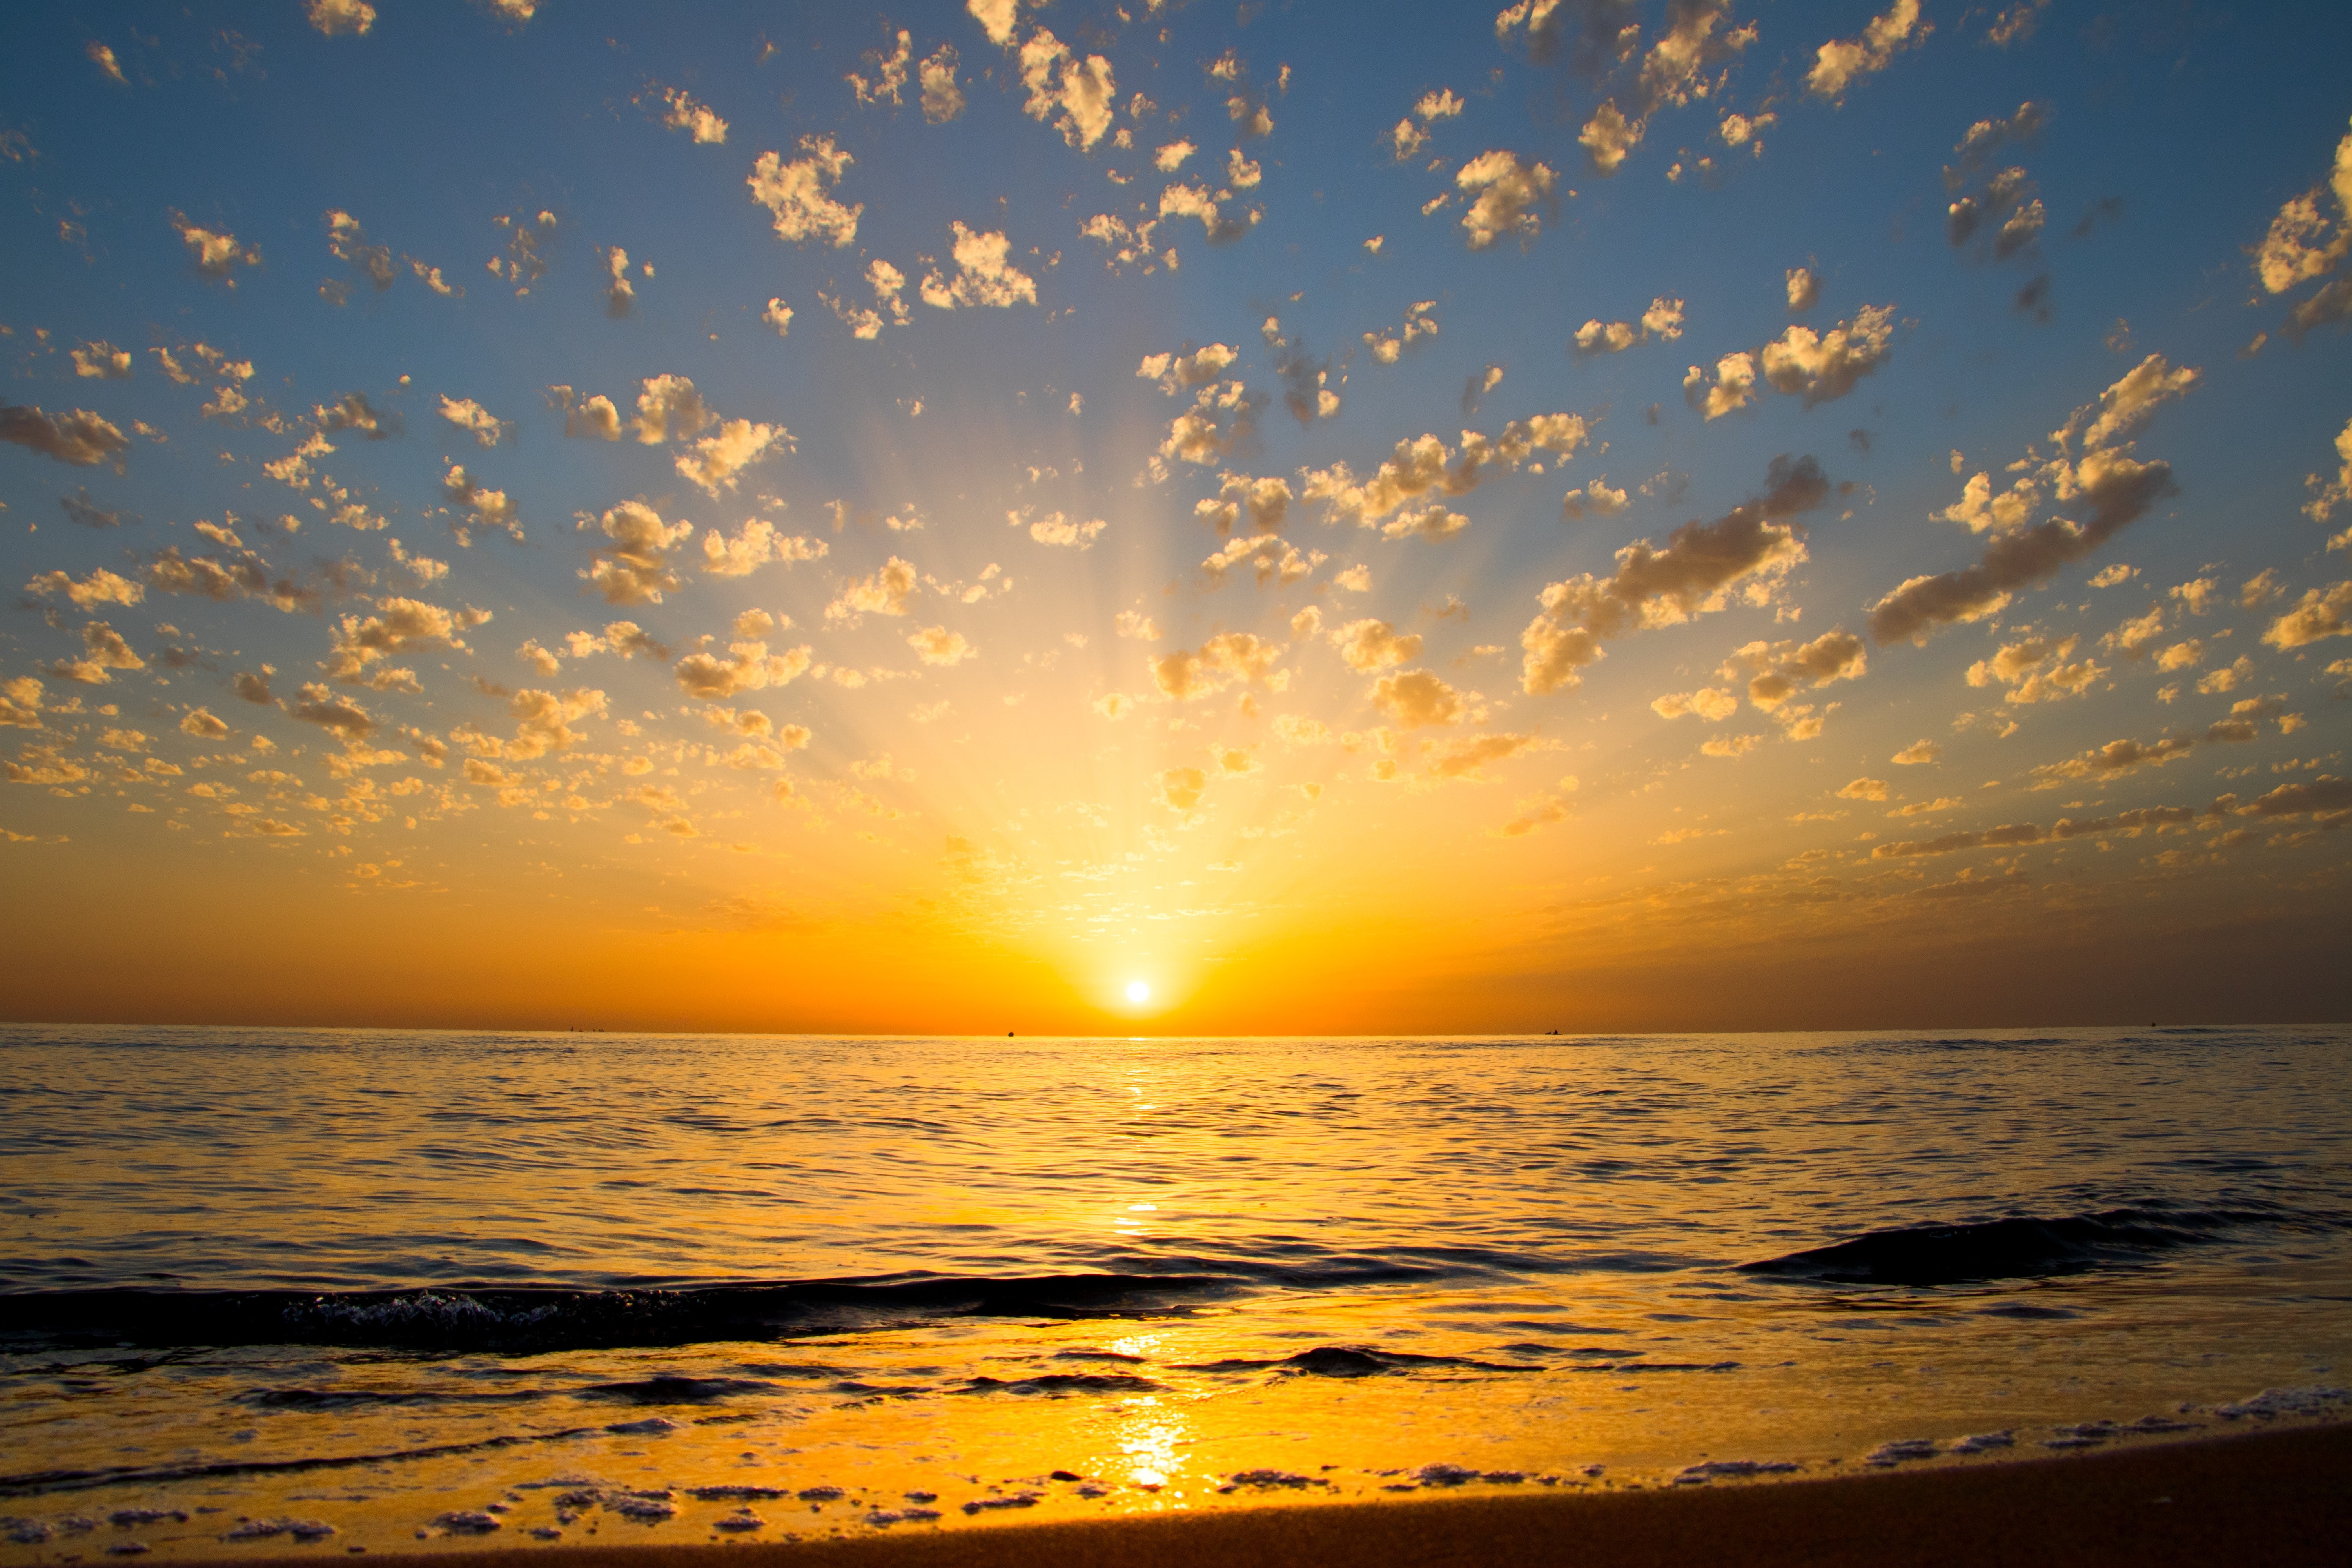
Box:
[1737,1204,2330,1287]
[0,1272,1251,1354]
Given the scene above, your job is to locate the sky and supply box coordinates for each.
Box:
[2,0,2349,1034]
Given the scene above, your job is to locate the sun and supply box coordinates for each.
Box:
[1125,980,1151,1004]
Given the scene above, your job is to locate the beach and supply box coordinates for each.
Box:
[189,1423,2352,1568]
[4,1027,2348,1563]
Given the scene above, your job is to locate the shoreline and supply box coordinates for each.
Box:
[184,1421,2352,1568]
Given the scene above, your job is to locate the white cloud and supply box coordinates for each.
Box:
[908,626,976,666]
[919,222,1038,309]
[675,640,814,700]
[702,518,826,577]
[438,396,509,447]
[306,0,376,38]
[826,556,920,624]
[748,136,862,248]
[1807,0,1927,103]
[585,501,692,605]
[1455,150,1557,249]
[1018,27,1115,150]
[1522,457,1824,695]
[677,419,789,497]
[1303,414,1587,529]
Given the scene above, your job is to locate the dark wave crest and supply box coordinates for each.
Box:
[0,1271,1251,1354]
[1738,1204,2331,1287]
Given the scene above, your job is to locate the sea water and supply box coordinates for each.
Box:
[2,1025,2348,1558]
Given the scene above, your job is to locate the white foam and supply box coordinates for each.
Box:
[1864,1439,1938,1466]
[2214,1385,2351,1420]
[1674,1459,1802,1484]
[1947,1431,2013,1454]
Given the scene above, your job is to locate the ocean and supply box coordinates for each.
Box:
[2,1024,2348,1558]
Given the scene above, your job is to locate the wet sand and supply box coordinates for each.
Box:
[262,1421,2351,1568]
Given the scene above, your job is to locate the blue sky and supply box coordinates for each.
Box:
[3,0,2349,1031]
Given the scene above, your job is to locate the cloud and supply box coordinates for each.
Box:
[1892,739,1940,766]
[585,501,693,605]
[1455,150,1557,249]
[1653,687,1739,722]
[1194,473,1292,535]
[601,246,637,317]
[86,41,127,83]
[1682,353,1757,419]
[1838,777,1889,801]
[1965,632,2103,704]
[316,391,398,441]
[1363,301,1439,365]
[1303,414,1588,530]
[45,621,146,685]
[145,546,313,612]
[567,621,671,662]
[702,518,826,577]
[1158,180,1259,245]
[1020,511,1106,548]
[1423,731,1539,782]
[0,676,44,730]
[748,135,863,248]
[1787,268,1820,312]
[1521,456,1824,695]
[323,209,395,297]
[25,567,144,608]
[674,640,813,700]
[497,688,601,758]
[1373,669,1469,730]
[2263,581,2352,648]
[1759,305,1897,405]
[1579,101,1641,175]
[2303,416,2352,534]
[306,0,376,38]
[2251,116,2352,336]
[171,212,262,283]
[328,597,489,684]
[919,222,1038,309]
[1719,631,1867,709]
[677,419,789,497]
[1158,765,1207,811]
[1150,633,1286,700]
[1869,358,2196,647]
[920,44,965,122]
[1139,343,1240,394]
[1806,0,1927,104]
[2236,775,2352,824]
[2026,734,2196,784]
[1574,297,1683,356]
[2061,354,2201,452]
[0,402,130,470]
[632,374,711,444]
[72,341,132,380]
[653,84,727,143]
[1329,619,1422,673]
[289,682,376,742]
[1265,316,1342,426]
[908,625,976,666]
[1561,478,1630,520]
[826,556,920,624]
[438,396,509,447]
[1202,535,1323,587]
[1018,27,1115,150]
[551,385,622,441]
[443,465,521,542]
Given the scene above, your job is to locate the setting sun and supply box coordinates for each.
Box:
[1125,980,1151,1005]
